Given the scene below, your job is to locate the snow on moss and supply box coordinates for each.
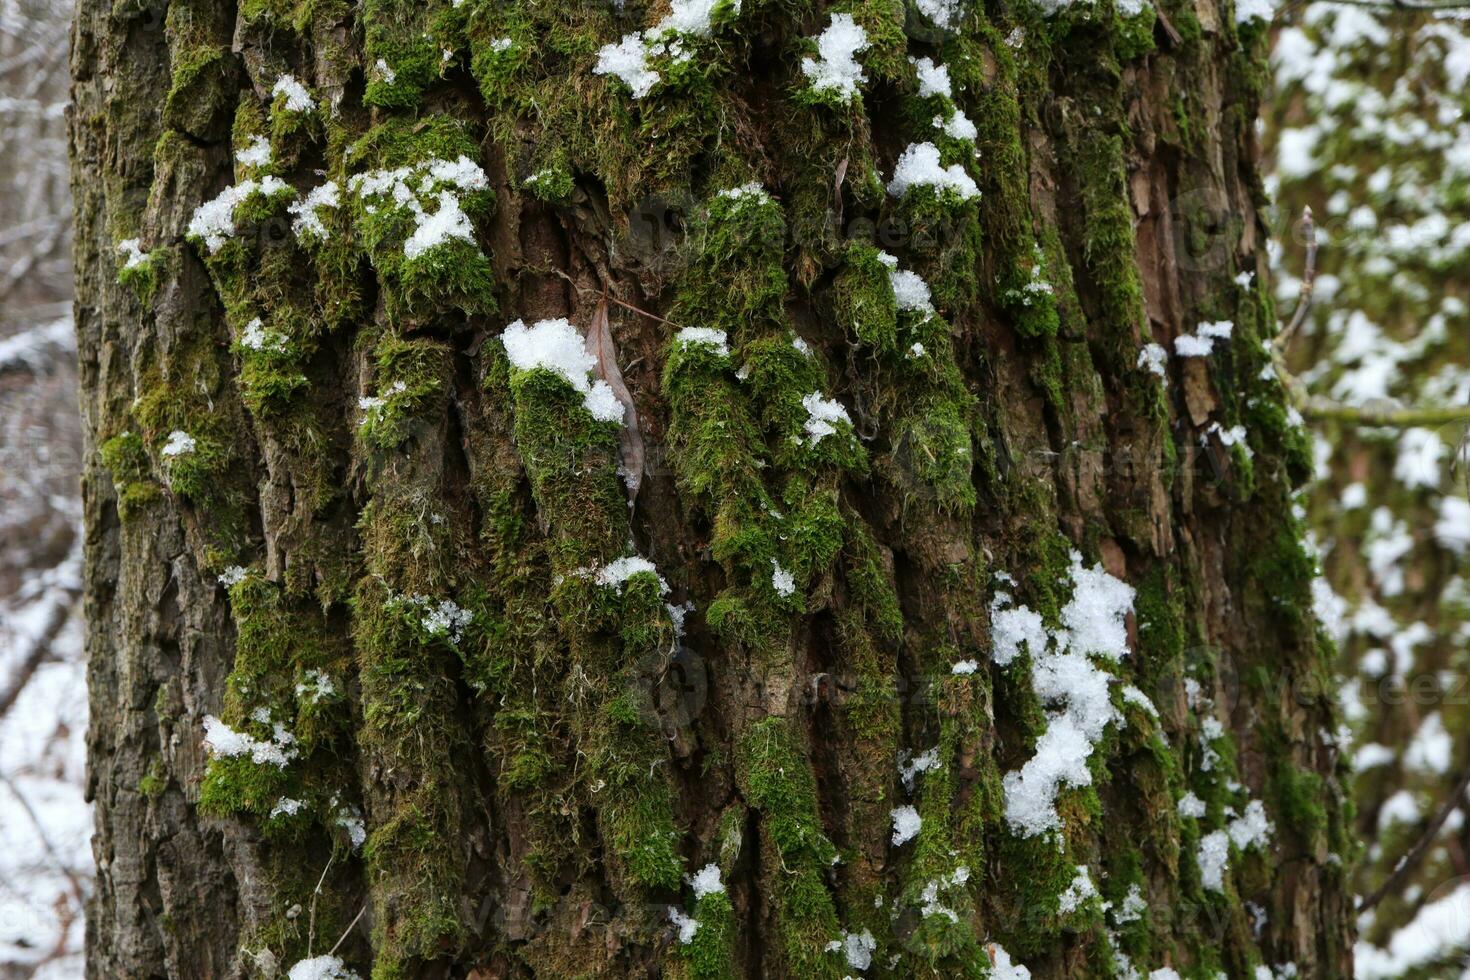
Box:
[988,944,1032,979]
[771,559,795,597]
[288,181,340,241]
[990,600,1046,667]
[690,863,724,897]
[335,805,366,849]
[590,555,670,593]
[1196,829,1230,891]
[116,238,148,271]
[674,326,730,356]
[1056,865,1097,914]
[272,75,314,114]
[801,13,869,102]
[914,0,963,27]
[349,156,489,261]
[998,553,1135,837]
[716,182,769,205]
[898,746,940,791]
[1197,799,1274,891]
[889,804,921,845]
[287,955,361,980]
[404,191,476,259]
[386,593,474,644]
[240,317,286,353]
[1137,342,1168,380]
[876,251,934,314]
[595,0,741,98]
[886,142,979,200]
[800,392,852,445]
[909,56,952,98]
[668,905,701,943]
[187,177,294,253]
[161,430,196,456]
[1113,882,1147,924]
[934,109,977,142]
[1174,320,1233,357]
[236,135,271,169]
[203,713,298,768]
[501,318,625,424]
[824,929,876,970]
[269,797,305,818]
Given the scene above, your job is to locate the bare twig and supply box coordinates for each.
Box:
[1274,206,1316,355]
[306,852,335,957]
[327,905,368,957]
[0,587,80,721]
[1360,764,1470,912]
[1270,205,1470,427]
[0,771,87,908]
[549,268,691,330]
[1314,0,1470,10]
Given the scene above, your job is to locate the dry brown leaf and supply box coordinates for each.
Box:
[586,297,645,504]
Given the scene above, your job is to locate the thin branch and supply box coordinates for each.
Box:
[0,587,79,721]
[1313,0,1470,9]
[327,905,367,957]
[1270,205,1470,427]
[1296,396,1470,427]
[548,268,691,331]
[0,771,87,909]
[1360,764,1470,911]
[1274,206,1316,356]
[306,852,335,957]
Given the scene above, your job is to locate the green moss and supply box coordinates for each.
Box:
[132,354,252,567]
[999,243,1062,340]
[354,578,472,974]
[138,758,168,799]
[116,246,163,306]
[522,163,575,202]
[1246,527,1316,629]
[677,889,736,979]
[503,364,624,572]
[888,185,984,314]
[164,45,234,139]
[99,430,162,518]
[357,332,453,451]
[831,241,899,352]
[346,117,497,322]
[362,0,446,108]
[737,718,843,975]
[239,0,313,29]
[1114,4,1158,62]
[674,188,790,345]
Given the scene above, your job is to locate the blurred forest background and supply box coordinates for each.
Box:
[0,1,1467,976]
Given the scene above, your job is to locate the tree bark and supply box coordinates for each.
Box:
[70,0,1353,977]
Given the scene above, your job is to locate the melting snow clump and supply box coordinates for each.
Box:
[501,318,625,423]
[801,14,869,101]
[886,142,979,200]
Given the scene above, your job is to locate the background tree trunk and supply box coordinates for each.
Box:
[70,0,1353,976]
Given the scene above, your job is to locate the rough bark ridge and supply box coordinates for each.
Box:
[71,0,1352,976]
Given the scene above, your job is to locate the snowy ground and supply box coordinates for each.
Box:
[0,541,87,978]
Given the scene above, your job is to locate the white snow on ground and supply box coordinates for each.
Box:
[0,542,89,976]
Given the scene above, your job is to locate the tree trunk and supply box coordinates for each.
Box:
[70,0,1352,977]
